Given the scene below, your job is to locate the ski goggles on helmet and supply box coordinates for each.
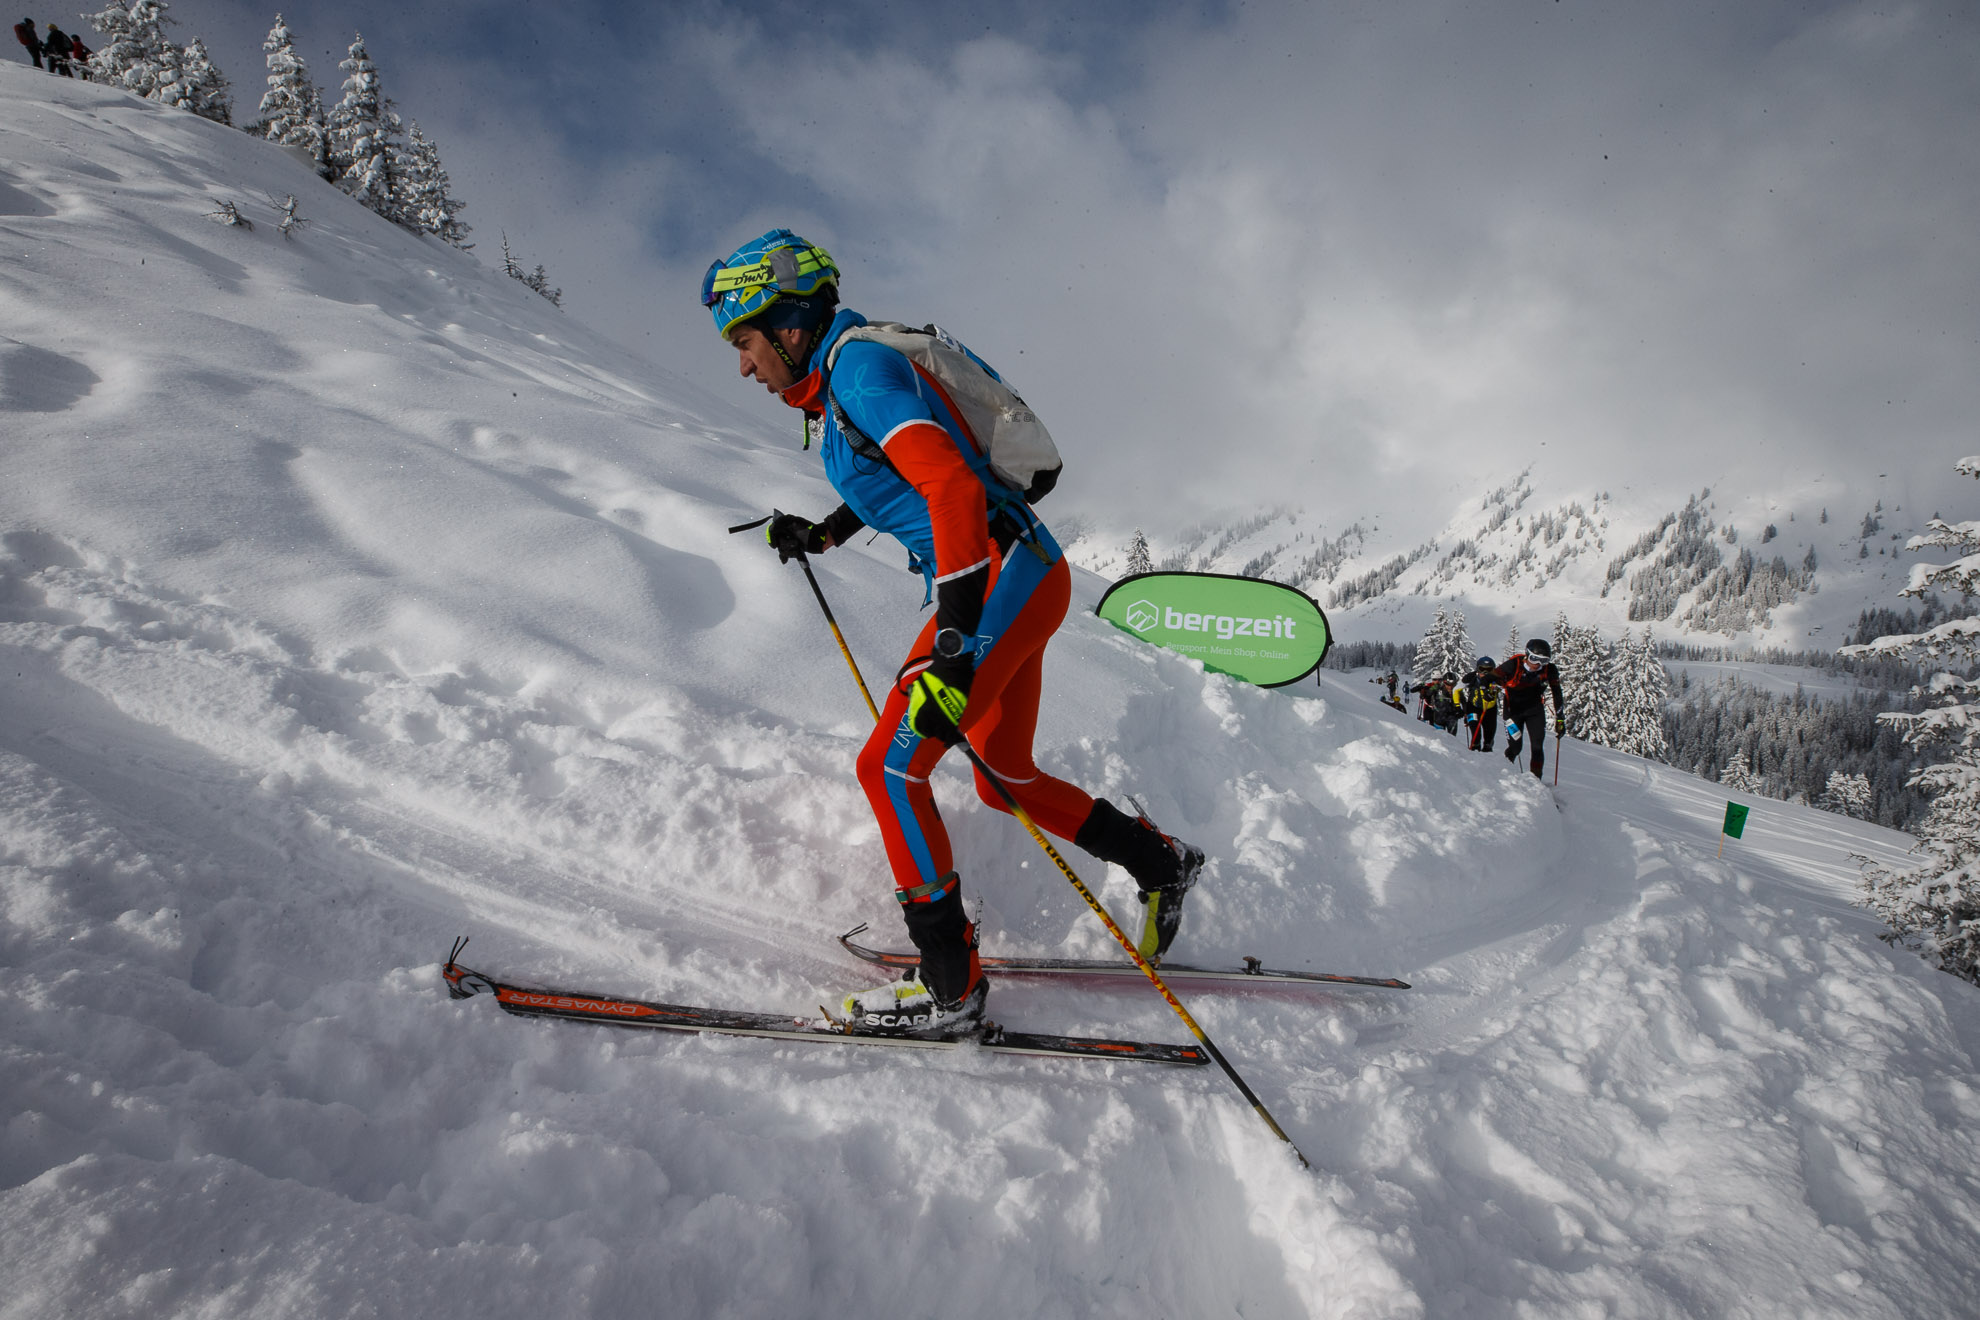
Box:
[702,230,838,337]
[1524,646,1550,664]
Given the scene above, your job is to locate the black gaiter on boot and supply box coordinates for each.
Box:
[1074,799,1176,893]
[901,880,972,1003]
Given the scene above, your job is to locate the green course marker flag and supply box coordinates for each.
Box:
[1095,571,1331,688]
[1719,800,1749,856]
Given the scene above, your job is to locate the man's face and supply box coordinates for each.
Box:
[729,323,798,395]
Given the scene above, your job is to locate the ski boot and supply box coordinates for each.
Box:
[841,879,987,1037]
[1075,797,1205,962]
[1133,826,1205,962]
[839,968,987,1037]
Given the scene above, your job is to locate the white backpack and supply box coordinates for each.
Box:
[825,322,1063,502]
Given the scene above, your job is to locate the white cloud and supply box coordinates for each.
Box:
[185,0,1980,542]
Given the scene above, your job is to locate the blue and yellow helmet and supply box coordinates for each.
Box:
[701,228,839,338]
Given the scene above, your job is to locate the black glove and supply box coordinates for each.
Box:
[1554,717,1566,736]
[766,512,830,563]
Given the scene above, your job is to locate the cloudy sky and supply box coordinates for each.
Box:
[178,0,1978,538]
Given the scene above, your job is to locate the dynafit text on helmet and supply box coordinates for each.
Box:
[704,228,1205,1040]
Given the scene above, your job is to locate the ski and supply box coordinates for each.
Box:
[838,925,1411,989]
[442,946,1210,1068]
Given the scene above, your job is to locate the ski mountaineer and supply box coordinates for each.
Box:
[1455,656,1499,752]
[1491,640,1565,778]
[1429,672,1462,734]
[701,228,1204,1038]
[1408,679,1433,722]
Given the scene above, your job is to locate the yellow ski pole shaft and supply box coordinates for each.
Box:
[926,681,1310,1168]
[795,552,881,724]
[728,512,881,724]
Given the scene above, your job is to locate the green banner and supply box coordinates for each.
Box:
[1095,571,1331,687]
[1722,801,1749,838]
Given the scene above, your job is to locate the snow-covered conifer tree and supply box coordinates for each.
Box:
[258,17,329,176]
[1721,748,1762,793]
[327,34,404,220]
[177,37,231,125]
[1412,609,1449,684]
[1841,456,1980,983]
[1124,529,1152,577]
[1818,771,1875,820]
[87,0,183,104]
[1551,615,1607,739]
[394,123,471,246]
[498,234,562,307]
[1446,608,1475,677]
[522,264,563,308]
[1413,606,1473,682]
[1603,629,1671,760]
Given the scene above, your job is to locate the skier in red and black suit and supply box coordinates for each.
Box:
[1492,639,1565,778]
[13,16,42,69]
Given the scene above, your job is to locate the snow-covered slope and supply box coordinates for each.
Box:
[4,68,1978,1318]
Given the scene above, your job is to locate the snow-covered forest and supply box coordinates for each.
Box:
[62,4,553,278]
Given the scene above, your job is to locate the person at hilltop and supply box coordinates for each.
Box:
[41,21,71,77]
[1492,640,1565,778]
[1428,672,1463,734]
[1408,677,1434,722]
[13,16,42,69]
[702,228,1204,1037]
[1455,656,1500,752]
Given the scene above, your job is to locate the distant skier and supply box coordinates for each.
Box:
[1409,679,1433,722]
[41,21,70,76]
[1455,656,1500,751]
[1370,669,1404,711]
[13,16,41,69]
[1428,672,1462,734]
[702,228,1203,1037]
[1492,640,1565,779]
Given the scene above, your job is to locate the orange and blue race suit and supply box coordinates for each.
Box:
[779,308,1094,904]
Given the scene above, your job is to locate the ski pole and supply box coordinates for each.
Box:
[730,513,881,724]
[924,678,1311,1170]
[1553,726,1562,787]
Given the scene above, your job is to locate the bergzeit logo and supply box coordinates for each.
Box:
[1156,606,1301,642]
[1124,600,1160,632]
